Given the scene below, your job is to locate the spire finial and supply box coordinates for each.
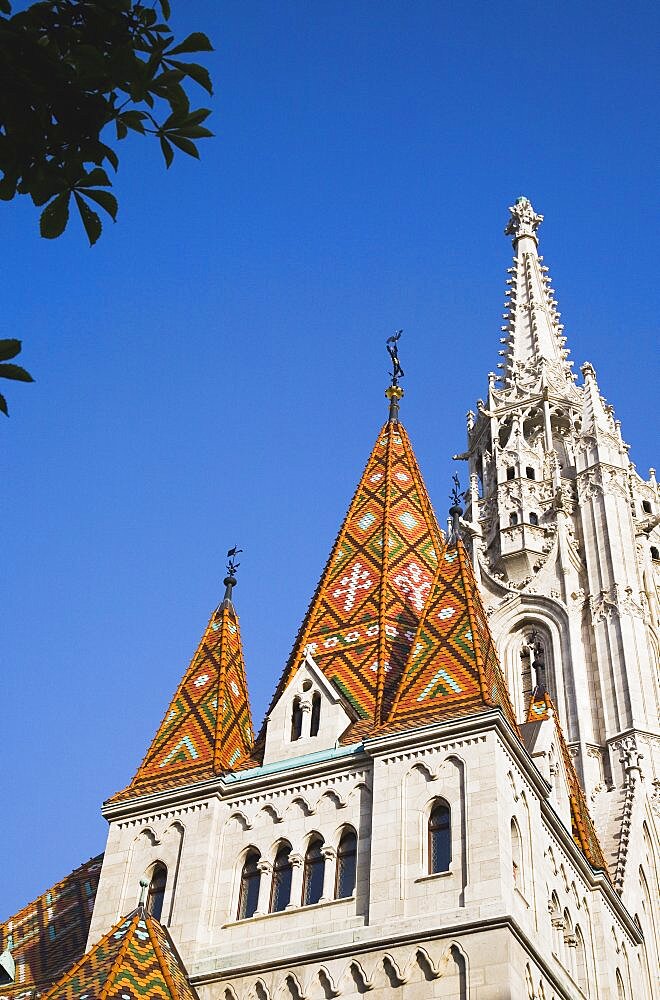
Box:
[385,329,405,422]
[138,877,149,908]
[448,474,463,542]
[221,546,242,606]
[505,196,544,246]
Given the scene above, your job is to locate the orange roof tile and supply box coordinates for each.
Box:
[527,688,610,877]
[0,856,103,999]
[261,418,444,732]
[112,599,253,802]
[388,537,519,732]
[40,907,197,1000]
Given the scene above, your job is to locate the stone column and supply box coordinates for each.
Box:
[254,860,272,916]
[319,846,337,902]
[287,853,304,909]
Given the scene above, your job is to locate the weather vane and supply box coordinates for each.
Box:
[226,546,242,577]
[450,473,463,508]
[385,330,405,422]
[448,474,463,541]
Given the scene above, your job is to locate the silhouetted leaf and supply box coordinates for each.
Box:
[0,340,21,362]
[74,192,102,246]
[40,192,70,239]
[80,189,118,221]
[0,363,34,383]
[168,32,213,55]
[167,135,199,158]
[160,136,174,168]
[168,60,212,95]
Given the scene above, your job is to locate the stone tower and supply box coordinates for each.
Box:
[457,196,660,990]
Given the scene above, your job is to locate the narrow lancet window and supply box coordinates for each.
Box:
[290,697,303,741]
[237,850,261,920]
[428,801,451,874]
[302,837,325,906]
[270,843,293,912]
[146,863,167,921]
[310,692,321,737]
[335,828,357,899]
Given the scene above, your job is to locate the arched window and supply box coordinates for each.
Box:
[290,697,303,741]
[651,546,659,561]
[575,926,588,996]
[302,836,325,906]
[146,863,167,921]
[529,512,539,526]
[335,827,357,899]
[510,817,523,890]
[270,843,293,912]
[526,466,535,480]
[507,466,515,481]
[509,512,518,526]
[428,800,451,874]
[310,692,321,737]
[616,969,626,1000]
[237,849,261,920]
[642,500,652,514]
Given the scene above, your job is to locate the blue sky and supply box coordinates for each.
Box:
[2,1,658,915]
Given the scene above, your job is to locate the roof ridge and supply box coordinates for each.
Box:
[97,910,140,1000]
[144,912,178,999]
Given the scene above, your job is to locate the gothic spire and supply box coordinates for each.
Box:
[498,197,574,387]
[112,577,254,802]
[261,417,444,732]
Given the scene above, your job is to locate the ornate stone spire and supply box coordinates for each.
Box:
[498,197,573,387]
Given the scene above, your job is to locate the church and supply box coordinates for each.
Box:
[2,198,658,999]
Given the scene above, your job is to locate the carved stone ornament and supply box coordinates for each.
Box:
[505,197,544,242]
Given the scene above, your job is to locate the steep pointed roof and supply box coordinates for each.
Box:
[40,907,197,1000]
[0,856,103,999]
[499,197,574,388]
[111,598,254,802]
[263,418,444,730]
[527,688,610,877]
[388,535,519,732]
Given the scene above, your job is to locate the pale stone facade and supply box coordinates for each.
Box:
[86,200,659,999]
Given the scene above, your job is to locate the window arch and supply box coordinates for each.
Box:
[302,836,325,906]
[575,925,588,996]
[529,511,539,526]
[507,466,515,481]
[651,546,659,561]
[290,697,303,741]
[526,466,535,480]
[428,800,451,874]
[237,849,261,920]
[616,969,626,1000]
[270,842,293,912]
[335,827,357,899]
[146,863,167,921]
[509,512,518,526]
[310,692,321,737]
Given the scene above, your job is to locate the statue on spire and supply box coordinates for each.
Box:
[505,196,544,243]
[385,329,405,422]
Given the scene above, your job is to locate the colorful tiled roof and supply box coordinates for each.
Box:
[112,598,254,801]
[262,418,444,731]
[387,536,519,732]
[527,688,610,877]
[40,907,197,1000]
[0,855,103,999]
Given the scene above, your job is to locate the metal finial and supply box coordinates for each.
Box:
[222,546,243,605]
[385,329,405,422]
[138,878,149,908]
[449,474,463,542]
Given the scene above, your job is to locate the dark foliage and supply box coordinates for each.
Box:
[0,0,213,245]
[0,339,33,415]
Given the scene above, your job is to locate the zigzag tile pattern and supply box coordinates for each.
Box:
[388,538,518,732]
[113,602,253,801]
[263,420,444,729]
[41,908,197,1000]
[0,855,103,999]
[527,688,610,877]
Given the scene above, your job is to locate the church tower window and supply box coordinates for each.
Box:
[428,800,451,874]
[335,828,357,899]
[146,863,167,921]
[270,843,293,912]
[642,500,652,514]
[507,466,515,481]
[526,466,535,480]
[651,546,659,561]
[237,850,261,920]
[302,836,325,906]
[509,512,518,526]
[511,817,523,890]
[529,512,539,526]
[310,692,321,737]
[290,697,303,741]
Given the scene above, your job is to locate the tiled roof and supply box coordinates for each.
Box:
[40,907,197,1000]
[527,688,610,877]
[111,599,254,802]
[261,418,445,732]
[387,536,519,733]
[0,856,103,1000]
